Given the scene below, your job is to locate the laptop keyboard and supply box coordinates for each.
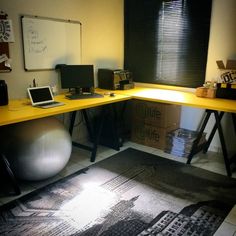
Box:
[36,101,64,108]
[43,101,59,105]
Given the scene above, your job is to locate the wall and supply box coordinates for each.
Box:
[206,0,236,80]
[0,0,123,99]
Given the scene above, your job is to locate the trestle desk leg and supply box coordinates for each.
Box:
[89,107,106,162]
[69,103,125,163]
[230,113,236,165]
[110,104,121,151]
[69,111,77,136]
[231,113,236,134]
[82,109,94,142]
[187,109,211,164]
[212,111,231,177]
[187,109,232,177]
[69,109,106,163]
[202,111,224,153]
[0,153,21,195]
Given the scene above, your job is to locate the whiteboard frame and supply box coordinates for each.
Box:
[21,15,82,71]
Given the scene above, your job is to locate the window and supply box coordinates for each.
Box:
[124,0,212,88]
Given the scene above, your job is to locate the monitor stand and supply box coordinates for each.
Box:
[66,87,102,100]
[69,87,94,95]
[69,87,83,95]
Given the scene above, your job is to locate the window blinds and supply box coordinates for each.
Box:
[124,0,212,88]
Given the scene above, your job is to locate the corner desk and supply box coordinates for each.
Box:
[0,92,131,195]
[108,87,236,177]
[1,86,236,195]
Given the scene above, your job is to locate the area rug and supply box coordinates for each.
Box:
[0,148,236,236]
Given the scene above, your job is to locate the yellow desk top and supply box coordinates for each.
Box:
[1,86,236,126]
[0,92,131,126]
[104,87,236,113]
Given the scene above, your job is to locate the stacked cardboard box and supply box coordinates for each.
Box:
[131,100,180,150]
[165,128,207,157]
[216,59,236,84]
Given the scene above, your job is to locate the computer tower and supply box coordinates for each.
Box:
[92,102,129,150]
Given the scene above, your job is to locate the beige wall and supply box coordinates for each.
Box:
[206,0,236,81]
[0,0,123,99]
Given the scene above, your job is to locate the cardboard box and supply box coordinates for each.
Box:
[216,60,236,83]
[217,60,236,70]
[132,100,180,128]
[131,121,178,150]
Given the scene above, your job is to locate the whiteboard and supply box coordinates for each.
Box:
[21,15,82,71]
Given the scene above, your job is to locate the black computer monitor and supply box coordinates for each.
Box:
[59,65,94,93]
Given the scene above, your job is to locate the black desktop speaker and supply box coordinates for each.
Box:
[93,115,124,150]
[98,69,116,90]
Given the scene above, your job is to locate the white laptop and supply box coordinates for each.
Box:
[27,86,64,108]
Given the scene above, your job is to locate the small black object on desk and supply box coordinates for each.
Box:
[0,80,8,106]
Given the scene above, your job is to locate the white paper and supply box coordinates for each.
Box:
[5,58,12,68]
[0,54,12,68]
[0,54,8,63]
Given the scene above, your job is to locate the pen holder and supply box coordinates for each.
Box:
[195,87,216,98]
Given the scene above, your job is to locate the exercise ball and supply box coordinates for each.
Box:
[0,117,72,181]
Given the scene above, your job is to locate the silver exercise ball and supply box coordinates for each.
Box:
[1,117,72,181]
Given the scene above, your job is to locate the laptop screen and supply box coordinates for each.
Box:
[28,86,54,105]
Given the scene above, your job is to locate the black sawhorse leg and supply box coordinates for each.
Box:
[69,107,107,162]
[0,153,21,195]
[228,113,236,168]
[187,109,232,177]
[69,103,127,162]
[186,110,212,164]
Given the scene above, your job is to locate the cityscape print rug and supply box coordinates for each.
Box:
[0,148,236,235]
